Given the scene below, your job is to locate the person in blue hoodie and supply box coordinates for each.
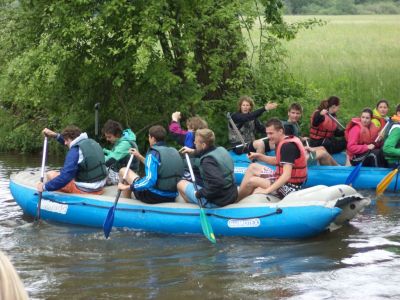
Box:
[36,125,108,194]
[102,119,139,185]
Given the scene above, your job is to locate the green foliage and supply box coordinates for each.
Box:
[0,0,316,152]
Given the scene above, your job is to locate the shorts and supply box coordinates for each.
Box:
[276,183,302,199]
[184,183,219,208]
[133,190,175,204]
[106,169,120,185]
[59,180,104,195]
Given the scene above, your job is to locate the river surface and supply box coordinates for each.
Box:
[1,153,400,299]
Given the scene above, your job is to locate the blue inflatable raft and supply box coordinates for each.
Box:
[10,171,370,239]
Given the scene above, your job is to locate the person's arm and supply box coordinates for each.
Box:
[131,151,159,191]
[312,110,326,127]
[105,140,133,162]
[231,107,266,124]
[44,147,79,191]
[383,128,400,157]
[347,126,370,155]
[263,164,292,194]
[248,152,277,165]
[195,157,227,199]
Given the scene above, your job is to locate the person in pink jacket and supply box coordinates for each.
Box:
[345,108,386,167]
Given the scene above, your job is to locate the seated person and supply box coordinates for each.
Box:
[178,129,237,207]
[238,118,307,200]
[383,104,400,168]
[345,108,385,167]
[372,99,390,129]
[118,125,184,204]
[102,119,139,185]
[169,112,208,148]
[229,95,277,154]
[282,103,338,166]
[37,125,108,194]
[309,96,346,154]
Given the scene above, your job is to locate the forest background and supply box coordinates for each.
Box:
[0,0,399,153]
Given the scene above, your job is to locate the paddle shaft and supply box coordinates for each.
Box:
[184,153,201,199]
[94,102,100,139]
[36,137,48,220]
[112,154,134,206]
[375,121,390,143]
[305,139,316,160]
[227,112,249,152]
[327,113,345,130]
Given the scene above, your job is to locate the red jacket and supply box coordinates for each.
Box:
[345,118,380,158]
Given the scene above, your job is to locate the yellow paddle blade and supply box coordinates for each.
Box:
[376,168,398,195]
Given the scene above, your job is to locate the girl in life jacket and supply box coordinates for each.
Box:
[309,96,346,154]
[371,99,390,129]
[345,108,386,167]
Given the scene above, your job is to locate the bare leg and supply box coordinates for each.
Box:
[253,139,266,154]
[177,180,190,203]
[238,176,272,201]
[46,170,59,181]
[119,168,139,198]
[314,147,339,166]
[238,163,266,198]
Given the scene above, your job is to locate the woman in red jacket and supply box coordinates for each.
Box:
[309,96,346,154]
[345,108,386,167]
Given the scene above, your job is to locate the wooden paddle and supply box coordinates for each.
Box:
[184,153,216,244]
[35,136,48,221]
[103,154,134,239]
[376,166,400,196]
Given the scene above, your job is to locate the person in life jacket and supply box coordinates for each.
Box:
[238,118,307,200]
[102,119,139,185]
[371,99,390,129]
[118,125,184,204]
[37,125,108,194]
[383,104,400,168]
[178,129,237,207]
[229,95,278,154]
[309,96,346,154]
[169,112,208,149]
[345,108,386,167]
[282,103,338,166]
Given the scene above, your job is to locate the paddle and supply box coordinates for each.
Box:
[94,102,100,140]
[376,165,400,196]
[327,112,345,130]
[103,154,134,239]
[226,112,250,153]
[35,136,48,221]
[305,139,316,161]
[345,151,372,186]
[184,153,216,244]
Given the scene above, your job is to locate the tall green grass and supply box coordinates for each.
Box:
[283,15,400,119]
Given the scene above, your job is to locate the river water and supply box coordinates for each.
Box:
[1,153,400,299]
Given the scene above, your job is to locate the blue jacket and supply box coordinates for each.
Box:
[130,142,177,198]
[44,134,79,191]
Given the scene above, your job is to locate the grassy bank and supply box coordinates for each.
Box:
[283,15,400,119]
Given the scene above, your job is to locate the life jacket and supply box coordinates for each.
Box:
[309,110,337,140]
[75,138,108,183]
[151,145,184,192]
[275,136,307,184]
[228,118,255,145]
[345,117,380,144]
[198,147,235,190]
[384,124,400,164]
[371,108,387,128]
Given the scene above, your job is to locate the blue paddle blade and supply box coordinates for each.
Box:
[103,205,116,239]
[199,208,216,244]
[345,162,362,185]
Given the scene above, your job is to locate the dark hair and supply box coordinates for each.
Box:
[102,119,123,137]
[318,96,340,110]
[149,125,166,142]
[396,104,400,113]
[61,125,81,140]
[376,99,389,108]
[361,108,373,118]
[288,102,303,113]
[265,118,284,131]
[237,96,255,112]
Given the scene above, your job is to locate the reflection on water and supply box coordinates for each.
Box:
[1,153,400,299]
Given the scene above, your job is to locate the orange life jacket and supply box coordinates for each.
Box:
[309,110,337,139]
[344,117,380,144]
[275,136,307,184]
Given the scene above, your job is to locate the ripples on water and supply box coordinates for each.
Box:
[1,153,400,299]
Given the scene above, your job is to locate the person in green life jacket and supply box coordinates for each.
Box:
[118,125,184,204]
[277,103,338,166]
[383,104,400,168]
[178,129,238,207]
[102,120,139,185]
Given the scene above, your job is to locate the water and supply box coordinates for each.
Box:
[1,153,400,299]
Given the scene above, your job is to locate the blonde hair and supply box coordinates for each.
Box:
[195,129,215,146]
[186,116,208,131]
[0,251,29,300]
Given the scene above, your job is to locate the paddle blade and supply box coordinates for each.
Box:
[345,162,362,185]
[199,208,216,244]
[103,205,116,239]
[377,168,398,195]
